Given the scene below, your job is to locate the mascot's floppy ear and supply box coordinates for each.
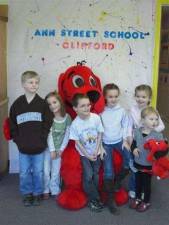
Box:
[92,73,102,90]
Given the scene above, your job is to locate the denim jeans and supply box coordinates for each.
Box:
[102,141,130,180]
[128,171,136,192]
[80,156,101,201]
[43,149,61,195]
[19,152,44,196]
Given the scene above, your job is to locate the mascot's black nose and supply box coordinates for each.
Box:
[87,91,100,103]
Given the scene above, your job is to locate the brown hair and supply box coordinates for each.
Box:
[135,84,152,99]
[103,83,120,96]
[72,93,90,107]
[21,71,40,83]
[141,106,159,119]
[45,91,66,117]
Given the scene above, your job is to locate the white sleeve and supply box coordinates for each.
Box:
[127,113,134,137]
[96,115,104,133]
[155,115,165,132]
[60,126,70,152]
[69,123,79,141]
[47,130,55,152]
[121,111,130,140]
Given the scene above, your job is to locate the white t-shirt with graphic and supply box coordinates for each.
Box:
[69,113,104,156]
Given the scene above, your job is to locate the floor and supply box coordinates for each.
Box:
[0,174,169,225]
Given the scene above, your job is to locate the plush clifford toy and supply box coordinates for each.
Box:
[57,62,128,209]
[144,139,169,179]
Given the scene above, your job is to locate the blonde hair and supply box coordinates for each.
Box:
[45,91,66,117]
[141,106,159,119]
[21,71,40,83]
[135,84,152,99]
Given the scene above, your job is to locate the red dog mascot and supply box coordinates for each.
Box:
[57,62,128,209]
[144,139,169,179]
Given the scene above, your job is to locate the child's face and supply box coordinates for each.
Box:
[47,96,61,114]
[105,89,119,107]
[135,90,151,108]
[73,98,91,118]
[142,113,159,130]
[22,77,39,94]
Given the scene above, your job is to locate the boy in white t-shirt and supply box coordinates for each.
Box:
[69,93,104,213]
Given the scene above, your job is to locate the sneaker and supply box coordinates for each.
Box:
[136,202,150,212]
[129,198,141,209]
[93,199,104,209]
[107,202,120,215]
[88,200,102,212]
[32,195,41,206]
[23,194,33,207]
[43,193,49,200]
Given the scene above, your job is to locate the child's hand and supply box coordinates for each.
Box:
[57,151,62,158]
[133,148,140,157]
[88,154,97,161]
[93,151,98,158]
[122,140,131,151]
[50,151,57,160]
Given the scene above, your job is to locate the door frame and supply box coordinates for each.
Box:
[152,0,169,107]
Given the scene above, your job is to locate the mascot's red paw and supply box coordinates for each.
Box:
[114,188,129,206]
[57,189,87,210]
[57,141,87,209]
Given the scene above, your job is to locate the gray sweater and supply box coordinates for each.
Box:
[133,128,163,168]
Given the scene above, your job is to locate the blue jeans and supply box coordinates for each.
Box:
[80,156,101,201]
[103,141,130,180]
[43,149,61,195]
[19,152,44,196]
[128,171,136,192]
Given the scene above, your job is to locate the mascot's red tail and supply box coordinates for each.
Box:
[3,117,11,141]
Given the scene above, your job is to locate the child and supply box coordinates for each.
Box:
[9,71,53,206]
[128,85,165,198]
[69,93,104,212]
[130,85,164,131]
[100,83,130,214]
[43,91,71,199]
[129,106,164,212]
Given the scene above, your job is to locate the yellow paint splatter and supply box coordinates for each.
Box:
[98,11,108,21]
[27,20,33,25]
[136,16,140,26]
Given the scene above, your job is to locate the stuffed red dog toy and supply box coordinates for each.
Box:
[144,139,169,179]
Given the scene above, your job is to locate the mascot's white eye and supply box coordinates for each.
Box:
[89,76,97,87]
[72,75,84,88]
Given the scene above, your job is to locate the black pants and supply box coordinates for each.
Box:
[135,171,152,203]
[80,156,101,201]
